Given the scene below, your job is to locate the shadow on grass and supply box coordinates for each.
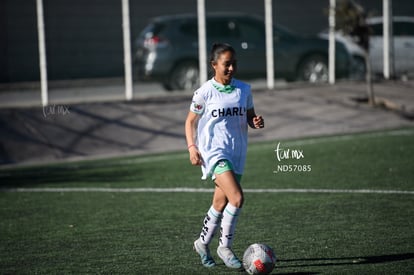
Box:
[0,162,147,187]
[276,252,414,270]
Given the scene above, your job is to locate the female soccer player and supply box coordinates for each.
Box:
[185,43,264,269]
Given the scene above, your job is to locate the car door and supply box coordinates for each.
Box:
[235,18,266,76]
[206,17,265,77]
[273,26,303,80]
[368,22,383,74]
[393,21,414,73]
[206,18,241,73]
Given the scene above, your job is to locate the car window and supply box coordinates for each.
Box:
[274,24,296,41]
[393,22,414,36]
[369,23,382,36]
[207,19,240,38]
[179,20,198,38]
[238,20,265,41]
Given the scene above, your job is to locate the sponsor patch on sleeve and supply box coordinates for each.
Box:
[190,101,205,114]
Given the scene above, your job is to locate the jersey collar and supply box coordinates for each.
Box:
[211,78,236,94]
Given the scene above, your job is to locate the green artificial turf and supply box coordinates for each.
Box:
[0,128,413,274]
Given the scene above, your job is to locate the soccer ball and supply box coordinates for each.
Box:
[242,243,276,275]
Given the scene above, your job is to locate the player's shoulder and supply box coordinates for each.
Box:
[193,80,215,98]
[232,78,251,96]
[233,78,251,91]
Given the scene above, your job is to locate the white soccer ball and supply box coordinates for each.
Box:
[242,243,276,275]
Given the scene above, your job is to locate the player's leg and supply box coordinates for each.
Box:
[213,161,243,269]
[200,188,225,245]
[214,170,243,208]
[215,170,243,249]
[194,186,226,267]
[212,183,228,212]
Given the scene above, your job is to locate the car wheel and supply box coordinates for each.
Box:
[297,55,328,83]
[168,61,199,91]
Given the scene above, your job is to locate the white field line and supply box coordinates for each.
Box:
[1,187,413,195]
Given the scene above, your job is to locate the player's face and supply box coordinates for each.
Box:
[212,51,237,85]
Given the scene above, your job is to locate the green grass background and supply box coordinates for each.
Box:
[0,128,413,274]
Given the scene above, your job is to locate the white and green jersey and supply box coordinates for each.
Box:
[190,78,254,180]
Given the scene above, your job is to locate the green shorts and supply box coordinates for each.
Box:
[213,159,242,183]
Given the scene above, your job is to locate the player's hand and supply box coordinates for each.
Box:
[189,147,203,166]
[253,115,264,129]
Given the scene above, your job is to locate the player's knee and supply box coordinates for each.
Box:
[231,193,244,208]
[213,197,228,212]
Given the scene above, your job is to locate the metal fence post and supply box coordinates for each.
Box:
[122,0,133,100]
[383,0,394,79]
[265,0,275,90]
[329,0,336,84]
[36,0,48,106]
[197,0,207,86]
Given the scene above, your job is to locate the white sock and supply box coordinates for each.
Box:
[219,203,241,248]
[200,206,222,245]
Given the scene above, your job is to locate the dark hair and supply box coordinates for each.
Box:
[209,43,236,64]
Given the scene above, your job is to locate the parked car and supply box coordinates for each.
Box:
[134,13,351,90]
[319,30,366,80]
[368,16,414,77]
[320,16,414,79]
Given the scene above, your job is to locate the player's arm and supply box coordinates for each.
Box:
[247,108,264,129]
[185,111,203,166]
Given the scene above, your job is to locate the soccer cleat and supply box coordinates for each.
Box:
[193,238,216,268]
[217,246,242,269]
